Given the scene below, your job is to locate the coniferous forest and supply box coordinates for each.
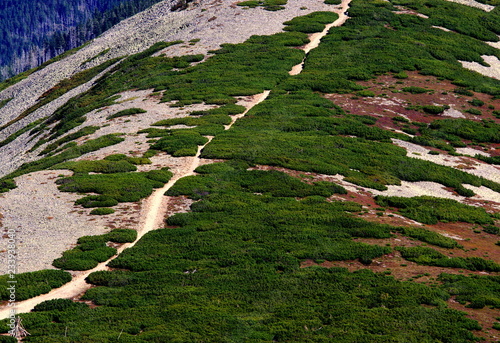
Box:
[0,0,163,80]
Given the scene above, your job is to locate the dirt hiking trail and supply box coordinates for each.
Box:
[289,0,350,75]
[0,0,351,319]
[0,90,269,319]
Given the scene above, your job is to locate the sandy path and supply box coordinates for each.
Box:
[0,2,353,319]
[0,90,271,320]
[289,0,351,75]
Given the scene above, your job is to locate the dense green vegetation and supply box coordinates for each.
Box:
[0,134,124,193]
[1,265,482,341]
[3,3,500,341]
[281,0,500,95]
[0,118,46,150]
[54,159,138,174]
[0,270,71,301]
[283,12,338,33]
[151,131,209,156]
[376,195,495,225]
[427,118,500,144]
[393,0,500,41]
[155,34,306,105]
[394,226,460,249]
[52,229,136,270]
[167,161,347,199]
[75,195,119,208]
[90,207,116,215]
[439,273,500,309]
[237,0,287,11]
[3,183,479,343]
[56,167,172,203]
[5,173,483,341]
[397,246,500,272]
[203,91,499,195]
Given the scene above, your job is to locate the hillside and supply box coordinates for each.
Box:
[0,0,165,80]
[0,0,499,341]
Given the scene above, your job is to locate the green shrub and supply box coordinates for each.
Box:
[483,225,500,235]
[392,116,410,123]
[33,298,88,312]
[439,273,500,309]
[356,90,375,97]
[0,134,125,193]
[402,86,428,94]
[395,226,460,248]
[151,131,208,156]
[75,195,119,208]
[454,88,474,96]
[465,108,482,115]
[397,247,500,272]
[90,208,115,215]
[107,107,147,120]
[54,159,137,174]
[428,118,500,143]
[53,240,117,271]
[57,167,172,204]
[0,270,71,301]
[376,196,493,225]
[283,12,339,33]
[394,71,408,79]
[168,162,347,200]
[106,229,137,243]
[422,105,446,115]
[237,0,287,10]
[104,154,152,165]
[38,126,100,155]
[468,99,484,107]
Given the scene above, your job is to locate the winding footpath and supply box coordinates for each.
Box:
[0,0,351,320]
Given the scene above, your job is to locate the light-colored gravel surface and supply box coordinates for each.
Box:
[445,0,495,11]
[487,36,500,49]
[393,139,500,184]
[441,106,465,118]
[0,170,143,274]
[455,147,490,157]
[460,55,500,80]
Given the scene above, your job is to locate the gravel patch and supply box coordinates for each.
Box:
[460,55,500,80]
[444,0,495,11]
[372,181,467,201]
[455,147,490,157]
[0,171,142,274]
[462,185,500,207]
[441,105,465,118]
[393,139,500,184]
[486,36,500,49]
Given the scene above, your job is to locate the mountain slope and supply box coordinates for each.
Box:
[0,0,499,341]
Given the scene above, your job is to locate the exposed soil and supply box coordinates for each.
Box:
[326,72,500,128]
